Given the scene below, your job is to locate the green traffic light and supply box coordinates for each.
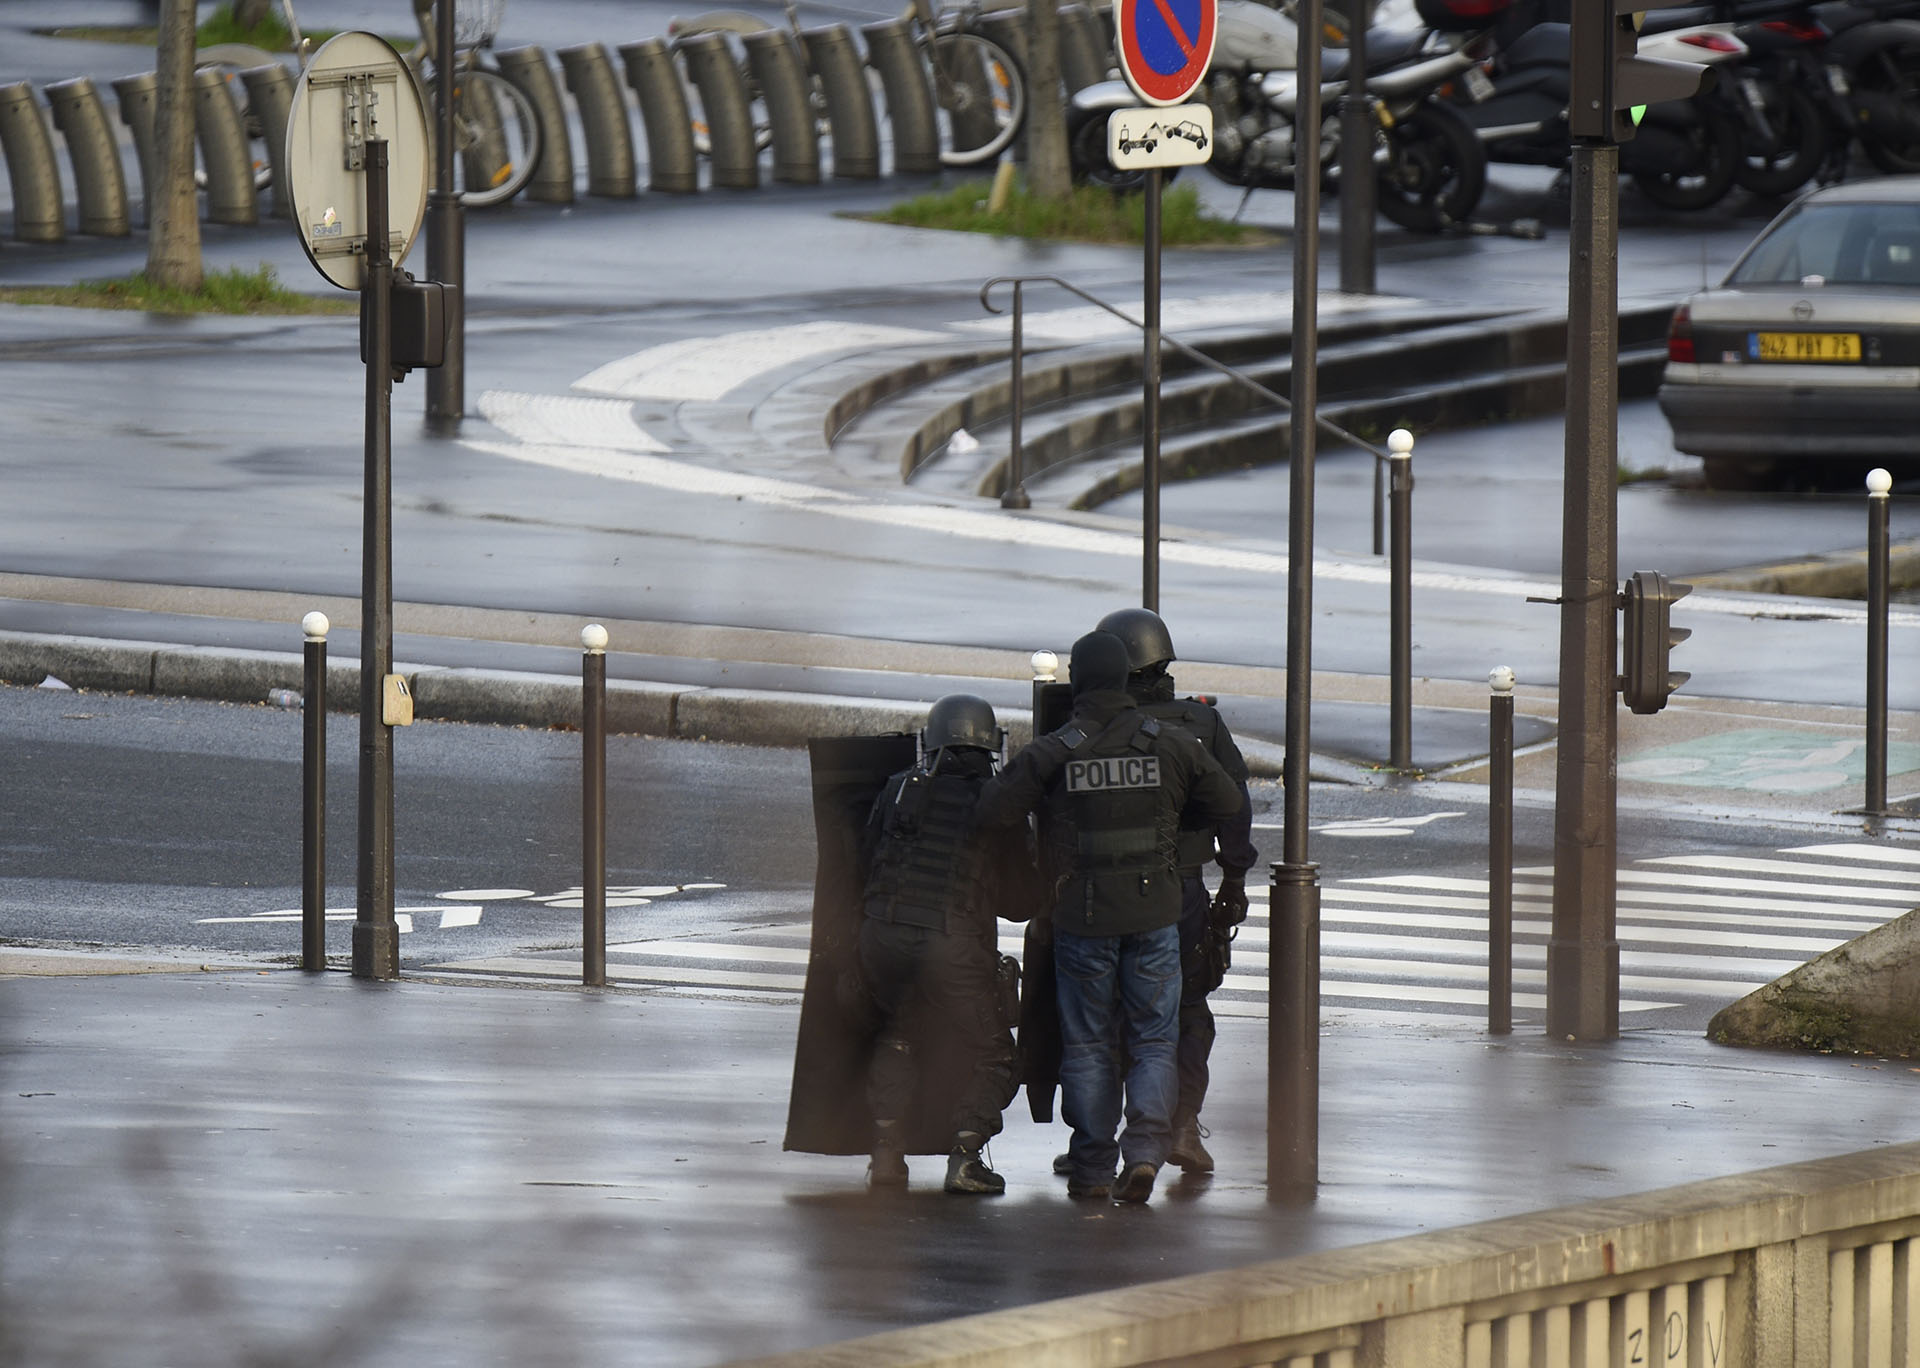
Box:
[1632,104,1646,124]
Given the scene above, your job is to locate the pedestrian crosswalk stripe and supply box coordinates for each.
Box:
[605,939,811,965]
[436,838,1915,1020]
[1642,854,1920,886]
[1782,842,1920,866]
[1262,879,1902,922]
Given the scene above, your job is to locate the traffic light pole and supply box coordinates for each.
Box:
[1547,137,1620,1042]
[353,137,399,982]
[1271,0,1323,1201]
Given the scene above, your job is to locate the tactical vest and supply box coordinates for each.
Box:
[863,768,989,933]
[1141,697,1227,873]
[1053,712,1180,930]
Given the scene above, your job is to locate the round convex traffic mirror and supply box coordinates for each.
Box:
[283,32,431,291]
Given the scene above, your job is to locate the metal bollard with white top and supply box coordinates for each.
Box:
[302,612,330,972]
[1389,429,1415,770]
[1488,665,1515,1034]
[1867,468,1891,816]
[1030,648,1059,733]
[582,624,609,987]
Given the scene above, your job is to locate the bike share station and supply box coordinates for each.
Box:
[283,32,452,981]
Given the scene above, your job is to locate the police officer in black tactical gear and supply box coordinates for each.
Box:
[977,632,1242,1206]
[1096,607,1258,1175]
[858,694,1035,1195]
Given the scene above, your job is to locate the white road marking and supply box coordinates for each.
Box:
[459,426,1920,626]
[477,391,666,452]
[1303,812,1467,837]
[439,907,483,929]
[1783,843,1920,866]
[605,939,811,964]
[1642,854,1920,886]
[439,888,536,901]
[571,322,945,402]
[195,905,452,932]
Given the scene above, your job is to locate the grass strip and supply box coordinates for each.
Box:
[46,4,349,49]
[0,266,356,316]
[864,179,1266,247]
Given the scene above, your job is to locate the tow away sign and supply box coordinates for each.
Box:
[1107,103,1213,171]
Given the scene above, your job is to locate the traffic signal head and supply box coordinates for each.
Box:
[1619,570,1692,715]
[1569,0,1719,143]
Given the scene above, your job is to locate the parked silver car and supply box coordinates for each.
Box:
[1658,177,1920,490]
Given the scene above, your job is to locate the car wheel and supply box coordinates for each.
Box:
[1701,456,1780,491]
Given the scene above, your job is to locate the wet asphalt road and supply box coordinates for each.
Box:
[4,678,1899,1034]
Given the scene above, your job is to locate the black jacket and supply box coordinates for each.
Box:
[976,689,1242,937]
[1133,679,1258,877]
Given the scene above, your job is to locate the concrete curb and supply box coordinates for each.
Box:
[1690,538,1920,599]
[0,628,1331,779]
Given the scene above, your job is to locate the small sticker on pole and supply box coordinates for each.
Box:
[1115,0,1218,107]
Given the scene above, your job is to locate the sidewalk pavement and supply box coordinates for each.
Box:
[3,955,1915,1367]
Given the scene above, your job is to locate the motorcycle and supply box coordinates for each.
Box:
[1450,18,1751,210]
[1066,0,1496,232]
[1718,7,1847,194]
[1809,0,1920,174]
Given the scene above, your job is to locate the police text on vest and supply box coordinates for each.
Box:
[1065,756,1162,792]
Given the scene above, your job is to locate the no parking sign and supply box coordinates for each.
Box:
[1115,0,1218,107]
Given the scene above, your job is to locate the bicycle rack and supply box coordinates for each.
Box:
[494,47,576,204]
[744,29,819,185]
[239,64,295,218]
[1058,4,1113,94]
[803,26,880,179]
[618,38,699,194]
[559,43,637,198]
[45,77,128,237]
[109,73,158,226]
[860,17,940,175]
[0,82,65,242]
[675,31,758,189]
[194,66,258,226]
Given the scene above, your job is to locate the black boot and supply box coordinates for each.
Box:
[867,1119,908,1189]
[1169,1113,1214,1173]
[943,1131,1005,1195]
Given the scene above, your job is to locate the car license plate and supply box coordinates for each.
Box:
[1749,331,1861,363]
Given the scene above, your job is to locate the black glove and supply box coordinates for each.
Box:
[1211,873,1249,929]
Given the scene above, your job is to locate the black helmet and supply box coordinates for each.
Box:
[1096,608,1176,673]
[1069,630,1132,697]
[922,694,1000,751]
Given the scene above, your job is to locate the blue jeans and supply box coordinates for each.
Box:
[1054,923,1181,1184]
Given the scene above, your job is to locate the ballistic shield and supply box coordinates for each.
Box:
[785,733,1020,1155]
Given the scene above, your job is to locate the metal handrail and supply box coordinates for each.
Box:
[979,273,1394,553]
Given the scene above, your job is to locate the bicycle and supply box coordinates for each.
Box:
[190,0,541,208]
[402,0,543,207]
[669,0,1028,167]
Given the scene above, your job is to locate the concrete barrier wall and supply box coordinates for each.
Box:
[726,1140,1920,1368]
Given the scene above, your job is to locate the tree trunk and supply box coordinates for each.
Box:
[1025,0,1071,200]
[233,0,273,28]
[147,0,203,292]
